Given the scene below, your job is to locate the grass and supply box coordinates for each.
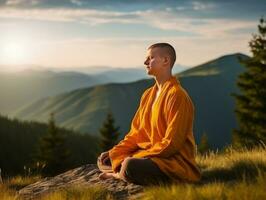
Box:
[0,175,114,200]
[0,175,42,200]
[141,146,266,200]
[4,175,42,190]
[39,186,114,200]
[141,174,266,200]
[0,180,114,200]
[1,146,266,200]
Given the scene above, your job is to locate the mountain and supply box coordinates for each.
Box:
[0,64,188,116]
[0,66,160,115]
[0,70,105,115]
[66,64,188,78]
[177,53,249,149]
[11,53,249,149]
[53,65,187,83]
[11,79,153,136]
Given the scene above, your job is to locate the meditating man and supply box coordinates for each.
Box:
[97,43,201,185]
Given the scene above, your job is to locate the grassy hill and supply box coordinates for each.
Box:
[0,67,150,115]
[0,70,104,115]
[12,78,154,136]
[178,53,249,148]
[11,53,249,149]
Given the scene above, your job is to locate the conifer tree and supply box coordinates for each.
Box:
[198,132,210,154]
[99,110,120,152]
[232,18,266,148]
[35,112,70,176]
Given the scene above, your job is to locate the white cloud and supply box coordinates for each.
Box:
[6,0,39,6]
[0,8,140,24]
[0,6,256,67]
[70,0,83,6]
[0,7,257,39]
[176,6,186,11]
[191,1,215,10]
[6,0,25,5]
[142,13,256,39]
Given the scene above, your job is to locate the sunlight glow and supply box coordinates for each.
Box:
[0,39,34,71]
[2,42,28,63]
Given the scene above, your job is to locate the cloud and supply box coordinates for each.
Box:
[5,0,39,6]
[0,0,261,67]
[0,8,141,25]
[70,0,82,6]
[191,1,215,10]
[0,7,258,39]
[139,10,256,38]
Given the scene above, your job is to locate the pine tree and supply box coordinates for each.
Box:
[35,112,70,176]
[198,132,210,154]
[99,110,120,152]
[231,17,266,148]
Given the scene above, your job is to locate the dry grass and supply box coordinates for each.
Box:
[0,175,42,200]
[141,173,266,200]
[40,185,114,200]
[0,175,114,200]
[141,146,266,200]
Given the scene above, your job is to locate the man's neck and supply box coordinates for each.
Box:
[154,72,173,91]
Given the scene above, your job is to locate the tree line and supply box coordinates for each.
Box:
[0,113,100,177]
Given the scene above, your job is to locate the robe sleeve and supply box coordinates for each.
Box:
[108,89,150,172]
[133,91,194,158]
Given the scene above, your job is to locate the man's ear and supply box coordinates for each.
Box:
[163,55,171,66]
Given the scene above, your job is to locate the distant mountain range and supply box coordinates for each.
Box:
[62,64,188,76]
[2,65,186,114]
[0,70,103,114]
[9,53,249,149]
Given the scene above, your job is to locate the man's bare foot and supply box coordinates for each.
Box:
[99,172,120,180]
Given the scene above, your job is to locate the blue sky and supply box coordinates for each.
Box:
[0,0,265,71]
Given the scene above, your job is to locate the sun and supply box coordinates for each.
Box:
[2,42,28,63]
[0,39,34,70]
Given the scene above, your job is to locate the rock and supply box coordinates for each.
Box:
[18,164,144,200]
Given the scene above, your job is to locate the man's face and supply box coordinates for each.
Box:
[144,47,164,76]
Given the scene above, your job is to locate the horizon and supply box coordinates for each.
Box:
[0,0,264,72]
[0,51,247,74]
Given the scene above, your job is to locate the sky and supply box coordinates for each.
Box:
[0,0,265,71]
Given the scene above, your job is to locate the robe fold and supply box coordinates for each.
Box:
[108,75,201,183]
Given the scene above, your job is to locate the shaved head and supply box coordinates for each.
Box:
[148,43,176,68]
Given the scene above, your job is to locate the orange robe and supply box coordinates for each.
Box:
[108,75,201,183]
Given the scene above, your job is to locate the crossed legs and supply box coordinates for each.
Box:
[97,156,171,186]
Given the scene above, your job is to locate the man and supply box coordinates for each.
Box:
[97,43,201,185]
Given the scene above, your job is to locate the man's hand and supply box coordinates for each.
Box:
[98,151,110,165]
